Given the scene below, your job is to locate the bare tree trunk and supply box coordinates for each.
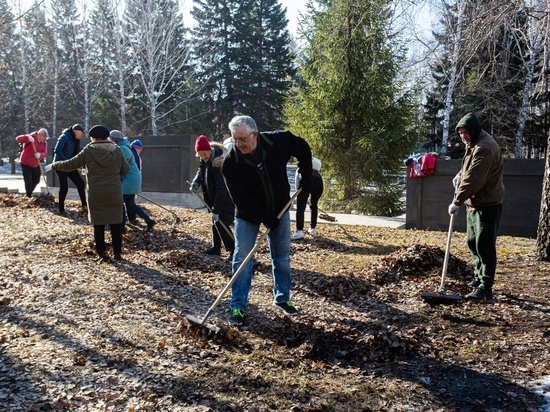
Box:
[126,0,193,135]
[535,0,550,260]
[52,31,59,139]
[516,0,544,159]
[14,1,29,174]
[536,130,550,260]
[16,1,29,134]
[441,1,465,156]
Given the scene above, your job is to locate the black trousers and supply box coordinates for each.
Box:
[94,223,123,256]
[21,164,41,197]
[56,170,87,211]
[212,214,235,252]
[295,177,324,231]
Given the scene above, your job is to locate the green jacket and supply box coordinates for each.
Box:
[52,140,130,225]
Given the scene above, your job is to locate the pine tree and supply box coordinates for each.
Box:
[48,0,87,129]
[191,0,294,139]
[233,0,295,131]
[286,0,418,215]
[0,0,20,163]
[86,0,120,128]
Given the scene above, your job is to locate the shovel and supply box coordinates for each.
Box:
[186,189,301,333]
[314,203,337,222]
[136,193,182,223]
[420,212,462,305]
[31,142,50,194]
[187,180,234,241]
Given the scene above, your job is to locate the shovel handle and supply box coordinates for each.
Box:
[199,189,302,324]
[187,180,235,242]
[31,141,50,193]
[438,213,455,293]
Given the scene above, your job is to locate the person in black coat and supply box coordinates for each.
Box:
[52,124,87,214]
[291,157,324,240]
[191,135,235,259]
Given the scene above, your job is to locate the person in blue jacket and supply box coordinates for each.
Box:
[52,124,88,214]
[110,131,156,232]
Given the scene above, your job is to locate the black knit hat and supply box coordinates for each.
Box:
[88,125,110,139]
[71,124,84,133]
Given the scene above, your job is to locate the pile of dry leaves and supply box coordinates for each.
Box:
[0,193,549,411]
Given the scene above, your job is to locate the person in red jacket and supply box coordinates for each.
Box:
[16,128,49,197]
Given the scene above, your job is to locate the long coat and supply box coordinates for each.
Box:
[52,140,130,225]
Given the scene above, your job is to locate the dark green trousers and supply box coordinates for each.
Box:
[466,204,502,290]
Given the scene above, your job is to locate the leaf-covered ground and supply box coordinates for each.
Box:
[1,193,549,411]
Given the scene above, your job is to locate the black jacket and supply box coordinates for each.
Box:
[222,130,312,227]
[192,143,235,219]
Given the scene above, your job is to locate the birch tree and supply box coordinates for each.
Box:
[124,0,193,135]
[535,0,550,260]
[439,0,465,156]
[516,0,546,158]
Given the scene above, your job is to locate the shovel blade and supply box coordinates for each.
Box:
[185,314,221,334]
[420,291,462,306]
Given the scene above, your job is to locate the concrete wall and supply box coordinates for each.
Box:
[46,134,204,209]
[406,159,545,238]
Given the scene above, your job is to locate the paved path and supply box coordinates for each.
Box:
[0,172,405,229]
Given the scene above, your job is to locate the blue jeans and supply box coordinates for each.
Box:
[231,211,292,311]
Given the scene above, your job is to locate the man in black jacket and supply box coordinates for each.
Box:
[222,115,312,326]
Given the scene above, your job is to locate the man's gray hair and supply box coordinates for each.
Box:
[229,115,258,134]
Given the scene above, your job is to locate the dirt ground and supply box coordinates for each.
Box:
[0,193,549,411]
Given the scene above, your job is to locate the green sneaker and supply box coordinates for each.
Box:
[274,301,299,315]
[228,308,244,325]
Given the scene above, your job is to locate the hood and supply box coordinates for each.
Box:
[211,142,229,168]
[88,141,121,167]
[117,138,131,148]
[456,113,482,141]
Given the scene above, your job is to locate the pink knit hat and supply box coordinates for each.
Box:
[195,135,211,152]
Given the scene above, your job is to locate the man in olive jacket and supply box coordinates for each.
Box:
[448,113,505,301]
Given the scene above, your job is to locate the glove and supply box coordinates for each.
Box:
[190,181,199,191]
[34,152,41,159]
[448,203,459,215]
[212,213,219,223]
[452,173,461,188]
[265,215,280,231]
[44,164,52,172]
[28,136,34,143]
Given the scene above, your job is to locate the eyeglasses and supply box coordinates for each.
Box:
[232,131,255,144]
